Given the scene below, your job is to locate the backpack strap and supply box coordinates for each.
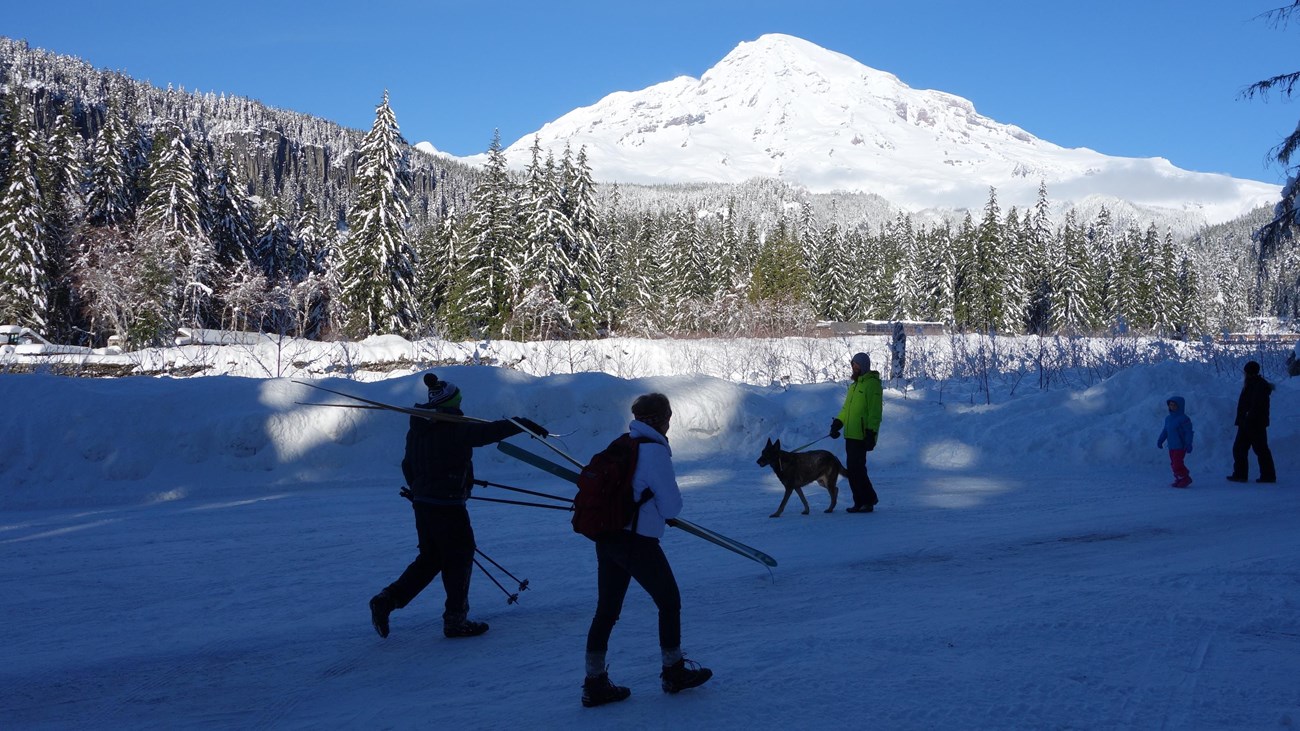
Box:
[626,436,657,537]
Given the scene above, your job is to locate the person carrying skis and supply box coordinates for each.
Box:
[1156,395,1194,488]
[581,392,712,707]
[829,352,883,512]
[369,373,545,640]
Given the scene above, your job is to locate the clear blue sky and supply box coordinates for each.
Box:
[4,0,1297,183]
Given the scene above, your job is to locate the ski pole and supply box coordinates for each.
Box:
[787,435,829,453]
[473,557,520,605]
[470,495,574,511]
[473,478,573,504]
[508,417,585,468]
[475,548,529,593]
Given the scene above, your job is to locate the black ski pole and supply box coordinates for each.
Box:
[473,557,519,605]
[475,548,529,593]
[470,495,574,510]
[473,478,573,504]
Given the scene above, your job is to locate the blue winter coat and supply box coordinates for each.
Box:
[1157,395,1194,452]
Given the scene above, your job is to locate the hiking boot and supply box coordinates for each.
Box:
[581,671,631,708]
[369,591,394,639]
[1172,477,1192,488]
[846,505,874,513]
[661,657,712,694]
[1226,475,1248,483]
[444,619,489,638]
[1257,477,1277,484]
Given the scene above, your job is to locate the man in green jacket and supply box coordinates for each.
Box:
[829,352,882,512]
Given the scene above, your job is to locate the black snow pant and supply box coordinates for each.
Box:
[586,531,682,654]
[385,502,476,627]
[844,437,879,508]
[1232,425,1277,481]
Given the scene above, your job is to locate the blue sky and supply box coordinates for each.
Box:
[4,0,1297,184]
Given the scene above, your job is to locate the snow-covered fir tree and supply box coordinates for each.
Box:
[336,92,417,337]
[0,90,49,329]
[139,121,211,329]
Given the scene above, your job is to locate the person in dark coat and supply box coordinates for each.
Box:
[1228,360,1277,484]
[369,373,545,639]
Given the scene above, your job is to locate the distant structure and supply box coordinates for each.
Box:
[816,320,947,337]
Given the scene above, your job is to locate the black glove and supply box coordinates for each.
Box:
[513,417,547,437]
[864,429,877,451]
[829,418,843,439]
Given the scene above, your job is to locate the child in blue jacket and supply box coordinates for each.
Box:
[1156,395,1194,488]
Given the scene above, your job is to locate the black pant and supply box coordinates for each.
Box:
[385,502,476,626]
[586,532,681,653]
[1232,425,1277,481]
[844,437,879,507]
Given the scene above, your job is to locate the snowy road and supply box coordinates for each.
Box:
[4,462,1298,730]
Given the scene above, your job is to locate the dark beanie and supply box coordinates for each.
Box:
[852,352,871,371]
[1244,360,1261,376]
[423,372,461,407]
[631,392,672,425]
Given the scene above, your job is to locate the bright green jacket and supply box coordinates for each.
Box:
[836,370,883,440]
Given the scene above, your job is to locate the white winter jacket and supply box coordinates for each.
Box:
[627,419,683,538]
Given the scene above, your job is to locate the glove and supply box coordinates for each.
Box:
[1156,440,1164,449]
[864,429,878,452]
[513,416,547,437]
[829,418,843,439]
[1186,445,1193,454]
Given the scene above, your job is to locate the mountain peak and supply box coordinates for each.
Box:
[466,34,1275,224]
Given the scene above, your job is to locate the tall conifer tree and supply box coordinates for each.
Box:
[0,92,49,329]
[337,92,417,336]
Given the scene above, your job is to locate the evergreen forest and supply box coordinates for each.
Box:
[2,38,1297,349]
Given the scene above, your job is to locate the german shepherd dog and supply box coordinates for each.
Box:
[756,438,843,517]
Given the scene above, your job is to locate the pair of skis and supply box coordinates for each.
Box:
[494,440,777,569]
[294,379,777,568]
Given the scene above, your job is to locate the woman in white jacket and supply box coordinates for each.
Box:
[580,393,713,707]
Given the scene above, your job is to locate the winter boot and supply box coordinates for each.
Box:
[1226,474,1248,483]
[661,657,713,694]
[581,671,631,708]
[444,619,489,638]
[369,590,394,639]
[1172,476,1192,488]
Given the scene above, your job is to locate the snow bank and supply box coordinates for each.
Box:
[1,360,1293,512]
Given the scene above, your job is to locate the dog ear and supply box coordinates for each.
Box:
[765,437,772,447]
[773,439,781,449]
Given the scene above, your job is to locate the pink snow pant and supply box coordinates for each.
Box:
[1168,449,1190,481]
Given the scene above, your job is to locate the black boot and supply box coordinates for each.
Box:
[581,671,631,708]
[369,590,394,639]
[444,619,489,638]
[661,657,713,694]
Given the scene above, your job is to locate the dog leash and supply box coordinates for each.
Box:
[786,435,829,453]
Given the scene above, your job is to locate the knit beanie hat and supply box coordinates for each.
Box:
[423,372,462,408]
[851,352,871,371]
[1244,360,1261,376]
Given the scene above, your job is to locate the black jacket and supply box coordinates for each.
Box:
[401,405,522,505]
[1235,374,1273,429]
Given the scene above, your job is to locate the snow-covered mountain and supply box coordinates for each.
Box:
[439,33,1276,225]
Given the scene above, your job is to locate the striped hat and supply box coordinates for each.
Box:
[423,372,461,408]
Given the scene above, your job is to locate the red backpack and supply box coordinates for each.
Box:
[572,434,654,540]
